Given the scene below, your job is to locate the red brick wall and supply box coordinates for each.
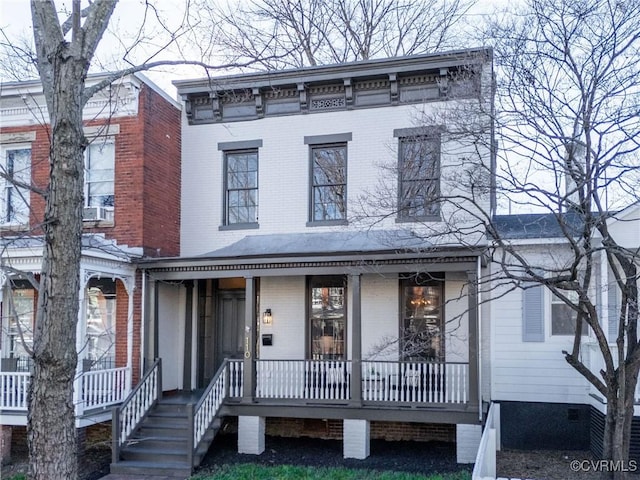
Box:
[264,417,455,442]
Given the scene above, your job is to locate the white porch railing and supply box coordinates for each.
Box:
[82,366,129,410]
[255,359,469,404]
[228,359,243,397]
[0,371,30,410]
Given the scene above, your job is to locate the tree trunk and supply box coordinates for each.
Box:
[27,63,85,480]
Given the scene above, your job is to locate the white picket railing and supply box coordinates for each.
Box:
[192,359,233,449]
[228,359,243,397]
[362,361,469,403]
[255,359,469,404]
[82,366,129,410]
[0,371,30,410]
[115,359,160,446]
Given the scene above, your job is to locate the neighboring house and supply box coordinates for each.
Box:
[491,208,640,460]
[0,74,181,444]
[112,48,495,475]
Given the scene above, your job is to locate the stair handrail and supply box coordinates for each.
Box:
[112,358,162,465]
[189,359,230,465]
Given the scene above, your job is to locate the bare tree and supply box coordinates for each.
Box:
[361,0,640,476]
[0,1,258,479]
[193,0,476,70]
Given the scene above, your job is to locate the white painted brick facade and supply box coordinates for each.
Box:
[180,102,491,256]
[238,416,265,455]
[456,423,481,464]
[343,419,370,459]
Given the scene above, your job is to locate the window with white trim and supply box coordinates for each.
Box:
[551,291,587,336]
[0,145,31,226]
[85,278,116,370]
[84,140,115,221]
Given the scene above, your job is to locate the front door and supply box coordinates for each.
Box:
[216,290,245,370]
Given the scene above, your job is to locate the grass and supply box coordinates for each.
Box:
[192,464,471,480]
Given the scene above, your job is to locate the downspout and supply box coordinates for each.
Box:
[140,270,146,380]
[477,255,483,423]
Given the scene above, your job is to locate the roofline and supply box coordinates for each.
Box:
[173,47,493,95]
[138,244,487,270]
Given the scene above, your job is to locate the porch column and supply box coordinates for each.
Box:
[242,276,257,401]
[182,280,194,390]
[125,275,135,390]
[349,274,362,404]
[467,269,479,410]
[74,268,87,417]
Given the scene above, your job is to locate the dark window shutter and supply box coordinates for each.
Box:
[608,282,619,342]
[523,284,544,342]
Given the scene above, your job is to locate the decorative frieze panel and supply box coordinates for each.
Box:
[184,66,482,124]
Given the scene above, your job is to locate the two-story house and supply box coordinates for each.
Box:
[0,73,181,459]
[109,48,495,476]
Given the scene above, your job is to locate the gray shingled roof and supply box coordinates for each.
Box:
[493,212,584,239]
[198,230,432,258]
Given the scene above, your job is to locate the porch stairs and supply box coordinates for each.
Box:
[110,395,221,477]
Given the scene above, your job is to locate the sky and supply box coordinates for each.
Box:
[0,0,510,98]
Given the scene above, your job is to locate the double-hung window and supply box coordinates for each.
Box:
[1,145,31,226]
[551,291,587,336]
[84,140,115,221]
[396,130,440,221]
[224,150,259,226]
[311,144,347,223]
[309,276,346,360]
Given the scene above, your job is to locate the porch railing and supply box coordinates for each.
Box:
[188,359,243,466]
[255,359,469,404]
[82,366,129,410]
[112,358,161,464]
[0,371,30,410]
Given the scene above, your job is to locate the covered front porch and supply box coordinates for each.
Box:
[142,231,485,421]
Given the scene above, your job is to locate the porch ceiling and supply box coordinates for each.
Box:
[141,230,487,279]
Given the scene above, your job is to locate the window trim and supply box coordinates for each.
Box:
[550,290,587,337]
[84,138,115,223]
[308,143,348,226]
[0,143,32,227]
[394,127,442,223]
[307,275,347,360]
[221,148,259,229]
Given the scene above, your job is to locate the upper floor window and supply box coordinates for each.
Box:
[551,291,587,336]
[84,140,115,222]
[1,145,31,226]
[225,150,258,225]
[397,132,440,221]
[311,144,347,223]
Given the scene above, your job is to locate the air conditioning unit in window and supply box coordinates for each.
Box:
[83,206,111,222]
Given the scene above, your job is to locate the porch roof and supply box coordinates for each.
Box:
[141,230,486,278]
[198,230,432,258]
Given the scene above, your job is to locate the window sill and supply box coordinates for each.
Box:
[82,220,115,228]
[395,215,441,223]
[0,223,29,232]
[306,219,348,227]
[219,222,259,231]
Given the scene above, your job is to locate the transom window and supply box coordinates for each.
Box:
[551,291,587,336]
[309,276,346,360]
[1,146,31,225]
[85,140,115,221]
[311,145,347,222]
[398,135,440,220]
[225,150,258,225]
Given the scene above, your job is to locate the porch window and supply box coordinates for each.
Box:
[1,145,31,226]
[84,140,115,221]
[309,276,345,359]
[5,281,35,371]
[85,278,116,370]
[397,133,440,221]
[401,277,444,361]
[224,150,258,225]
[310,144,347,223]
[551,291,587,336]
